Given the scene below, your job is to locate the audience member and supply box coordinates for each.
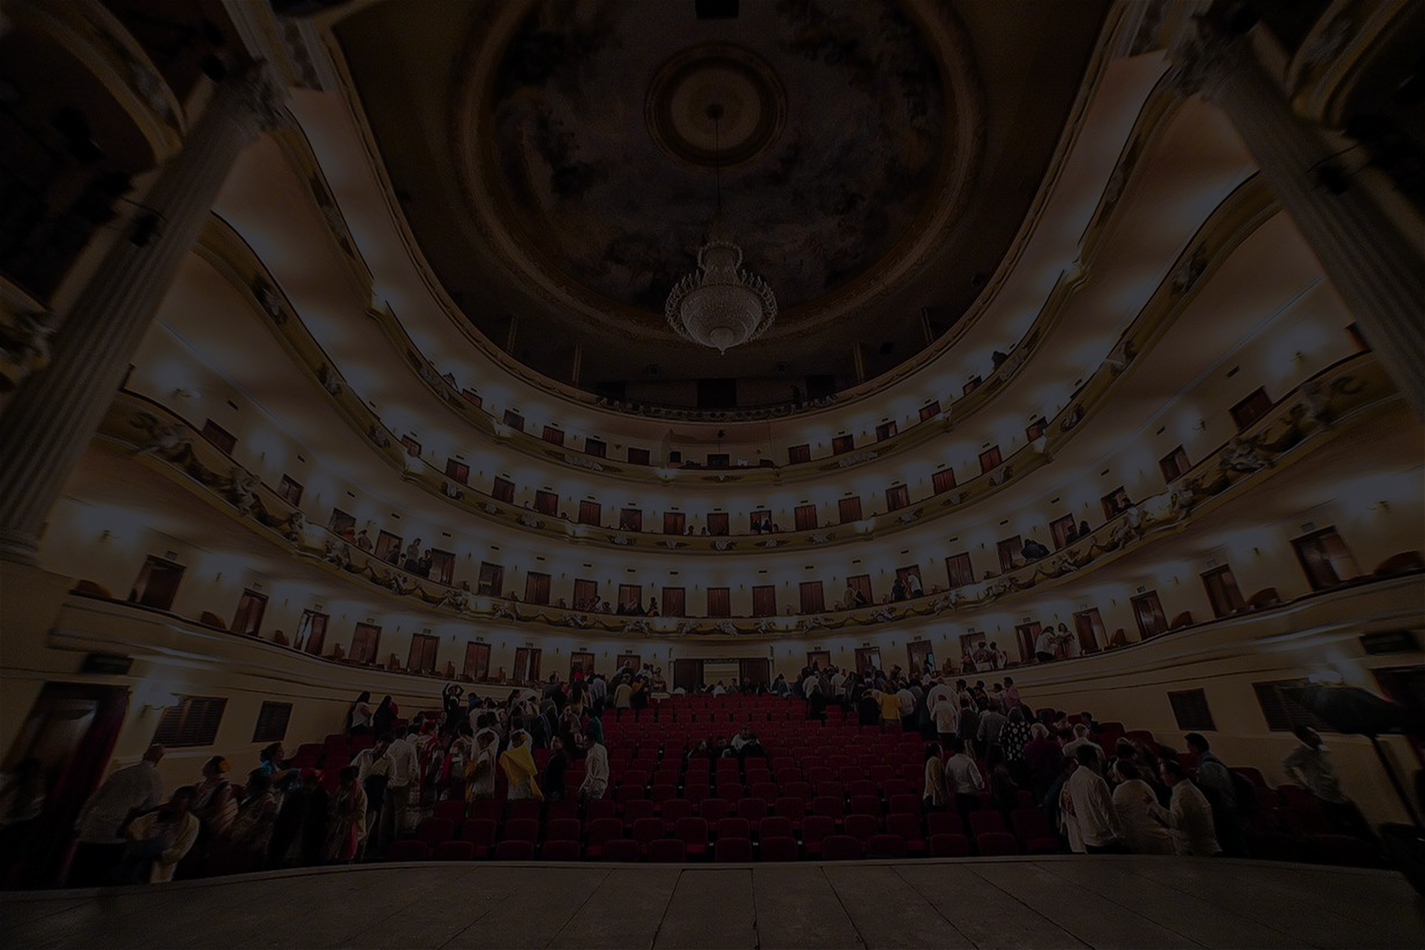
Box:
[1283,726,1374,841]
[944,737,985,827]
[1066,745,1125,853]
[120,786,199,884]
[70,744,165,887]
[327,766,367,863]
[1111,761,1174,854]
[1161,759,1221,856]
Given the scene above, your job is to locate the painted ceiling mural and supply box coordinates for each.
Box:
[486,0,949,316]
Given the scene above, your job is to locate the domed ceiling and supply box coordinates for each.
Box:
[334,0,1109,411]
[483,1,947,315]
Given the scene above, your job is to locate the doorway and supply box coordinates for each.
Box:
[906,639,933,674]
[854,647,882,675]
[1073,609,1105,654]
[513,647,542,683]
[128,556,184,611]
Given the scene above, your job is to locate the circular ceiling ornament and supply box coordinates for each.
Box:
[645,44,786,169]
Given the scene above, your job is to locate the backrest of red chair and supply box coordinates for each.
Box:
[715,837,753,862]
[848,794,880,817]
[968,810,1006,837]
[699,798,730,822]
[647,838,686,863]
[885,812,921,840]
[822,834,861,860]
[887,794,919,815]
[844,813,878,841]
[586,799,618,823]
[675,816,708,844]
[802,814,835,843]
[775,796,806,820]
[717,817,750,840]
[588,817,623,846]
[542,839,581,861]
[737,798,767,822]
[1011,808,1049,839]
[624,798,656,823]
[867,834,907,859]
[417,817,455,845]
[494,839,535,860]
[976,831,1020,856]
[927,811,962,836]
[461,818,497,846]
[759,816,792,839]
[504,818,539,842]
[547,818,581,842]
[600,839,640,862]
[929,833,971,857]
[633,817,665,845]
[434,840,475,861]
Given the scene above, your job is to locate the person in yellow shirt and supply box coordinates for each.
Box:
[878,687,902,728]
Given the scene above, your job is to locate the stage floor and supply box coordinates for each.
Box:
[3,855,1423,949]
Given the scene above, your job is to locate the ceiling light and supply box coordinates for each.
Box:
[665,103,776,354]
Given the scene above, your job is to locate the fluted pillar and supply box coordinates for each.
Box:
[1170,26,1425,419]
[0,63,286,564]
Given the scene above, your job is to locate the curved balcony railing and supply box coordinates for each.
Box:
[95,352,1397,638]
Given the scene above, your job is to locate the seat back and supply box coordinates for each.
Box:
[715,837,754,862]
[546,818,581,842]
[600,838,640,862]
[433,840,475,861]
[759,816,793,839]
[503,818,539,843]
[822,834,861,860]
[647,838,686,863]
[759,835,799,862]
[844,813,879,842]
[866,834,907,859]
[541,839,581,861]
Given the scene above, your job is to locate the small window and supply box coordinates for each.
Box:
[1025,417,1048,442]
[1252,680,1332,732]
[875,422,898,442]
[663,511,686,535]
[794,504,818,531]
[932,469,956,494]
[617,584,641,611]
[707,512,729,536]
[328,508,356,538]
[662,587,686,617]
[461,389,483,408]
[444,459,469,485]
[831,435,855,455]
[152,697,227,747]
[627,447,650,465]
[578,500,602,526]
[787,444,812,465]
[1230,387,1272,431]
[918,401,941,422]
[534,490,559,516]
[502,410,524,431]
[707,587,731,618]
[542,426,564,446]
[962,376,982,396]
[978,446,1002,473]
[374,531,402,562]
[845,574,873,607]
[750,510,772,531]
[885,484,910,511]
[201,419,237,454]
[1101,486,1131,519]
[1168,689,1215,731]
[619,508,642,532]
[997,536,1022,573]
[232,589,268,637]
[351,623,381,665]
[1131,591,1168,639]
[408,633,439,674]
[464,641,491,681]
[1291,526,1360,590]
[585,438,607,458]
[525,571,551,605]
[1049,515,1076,549]
[491,477,515,504]
[1202,564,1245,617]
[751,585,777,617]
[1159,445,1191,482]
[477,562,504,597]
[799,581,825,614]
[129,555,185,611]
[400,435,421,458]
[838,497,863,524]
[572,578,599,608]
[945,553,974,589]
[252,701,292,743]
[428,549,455,586]
[277,475,303,505]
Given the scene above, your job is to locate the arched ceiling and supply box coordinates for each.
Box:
[333,0,1109,409]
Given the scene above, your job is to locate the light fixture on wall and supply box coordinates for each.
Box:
[665,103,776,354]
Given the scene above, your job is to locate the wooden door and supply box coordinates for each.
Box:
[1015,622,1041,663]
[906,639,933,674]
[673,658,702,693]
[1073,609,1104,654]
[464,641,491,680]
[751,585,777,617]
[854,647,882,675]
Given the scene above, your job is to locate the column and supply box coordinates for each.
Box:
[0,62,286,564]
[1170,25,1425,419]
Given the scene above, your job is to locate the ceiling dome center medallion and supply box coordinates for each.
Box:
[646,44,786,169]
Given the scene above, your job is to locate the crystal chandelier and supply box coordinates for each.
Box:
[665,104,776,354]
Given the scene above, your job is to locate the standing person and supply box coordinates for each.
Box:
[1034,627,1057,663]
[466,730,498,802]
[1282,726,1374,840]
[977,701,1009,759]
[896,681,917,732]
[377,730,421,855]
[1111,761,1174,854]
[579,723,610,802]
[543,735,569,801]
[957,702,980,760]
[500,730,543,801]
[944,737,985,828]
[923,743,947,809]
[346,691,374,735]
[1066,745,1125,853]
[1002,677,1022,710]
[932,695,960,747]
[1185,733,1247,855]
[70,744,166,887]
[1160,759,1221,856]
[1023,723,1062,798]
[327,766,368,863]
[230,770,281,857]
[371,696,397,737]
[120,786,200,884]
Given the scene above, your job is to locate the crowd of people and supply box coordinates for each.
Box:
[45,662,1380,885]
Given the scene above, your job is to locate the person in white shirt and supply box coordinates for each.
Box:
[70,744,165,886]
[905,572,923,597]
[376,732,421,854]
[895,685,917,730]
[943,737,984,826]
[932,695,960,744]
[926,677,953,710]
[1160,759,1221,856]
[580,728,610,801]
[1066,745,1125,852]
[710,681,727,697]
[1061,724,1103,767]
[1110,761,1174,854]
[923,743,948,807]
[121,786,200,883]
[1034,628,1057,663]
[613,679,634,709]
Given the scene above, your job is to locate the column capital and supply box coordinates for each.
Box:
[225,60,289,137]
[1166,19,1249,101]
